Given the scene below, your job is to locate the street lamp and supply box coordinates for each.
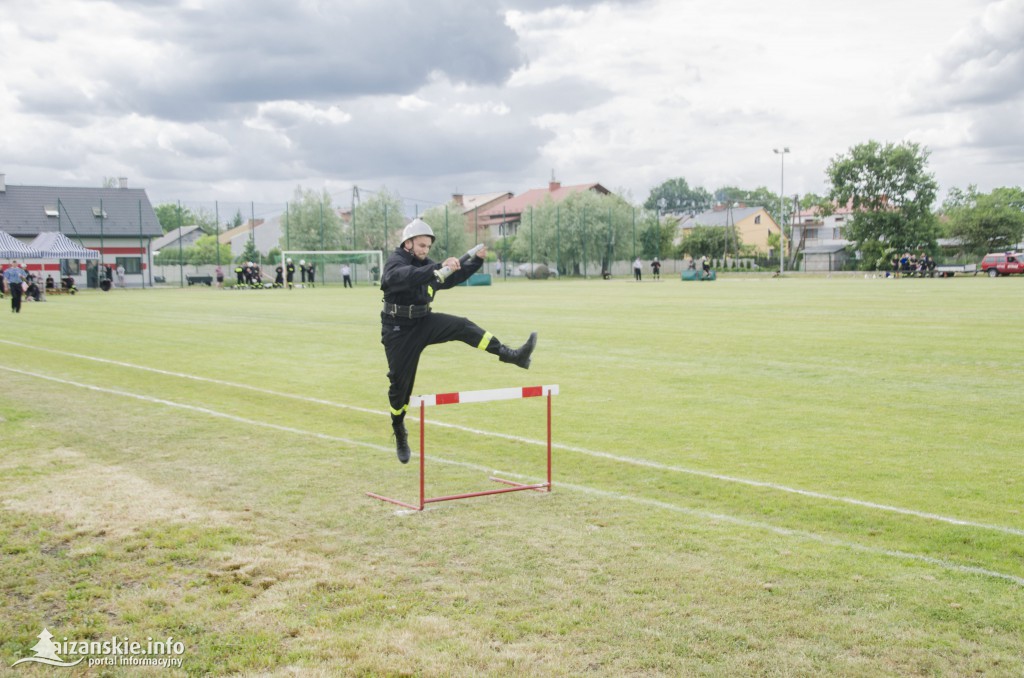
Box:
[773,147,790,275]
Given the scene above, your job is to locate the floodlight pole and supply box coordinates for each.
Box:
[773,147,790,276]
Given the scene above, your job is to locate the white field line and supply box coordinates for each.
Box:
[3,362,1022,588]
[3,339,1023,539]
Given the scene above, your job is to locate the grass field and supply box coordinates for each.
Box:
[2,274,1023,676]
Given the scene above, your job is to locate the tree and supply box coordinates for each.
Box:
[714,185,792,234]
[639,214,674,259]
[350,187,407,252]
[508,190,637,276]
[280,186,344,251]
[237,238,260,265]
[644,178,712,213]
[826,140,939,259]
[943,185,1024,256]
[420,202,470,260]
[186,234,233,266]
[676,225,738,260]
[153,203,216,234]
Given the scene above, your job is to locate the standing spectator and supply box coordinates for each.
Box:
[341,263,353,288]
[215,265,224,288]
[633,257,642,281]
[4,260,28,313]
[116,263,126,288]
[274,263,284,287]
[307,262,316,287]
[701,255,711,279]
[650,257,661,280]
[286,258,296,288]
[299,260,308,284]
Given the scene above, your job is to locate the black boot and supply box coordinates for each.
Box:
[498,332,537,369]
[392,418,411,464]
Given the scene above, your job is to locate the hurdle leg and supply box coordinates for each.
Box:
[369,385,558,509]
[418,400,425,510]
[364,402,427,510]
[488,390,553,493]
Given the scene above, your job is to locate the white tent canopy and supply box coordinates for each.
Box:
[29,232,100,259]
[0,230,41,259]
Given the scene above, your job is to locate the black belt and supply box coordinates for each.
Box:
[383,302,431,319]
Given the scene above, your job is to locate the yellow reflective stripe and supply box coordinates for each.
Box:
[390,404,408,416]
[477,331,493,351]
[427,285,435,298]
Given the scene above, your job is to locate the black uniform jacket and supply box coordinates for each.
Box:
[380,246,483,325]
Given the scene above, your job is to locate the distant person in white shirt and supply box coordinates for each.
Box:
[341,263,352,288]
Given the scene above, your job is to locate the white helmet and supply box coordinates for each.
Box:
[299,259,305,265]
[401,218,435,245]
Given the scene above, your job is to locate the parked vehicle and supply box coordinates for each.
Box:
[980,252,1024,277]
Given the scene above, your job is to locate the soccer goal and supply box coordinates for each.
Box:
[279,250,383,286]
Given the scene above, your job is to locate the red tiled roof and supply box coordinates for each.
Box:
[482,183,609,219]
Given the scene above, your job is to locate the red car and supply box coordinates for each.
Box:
[980,252,1024,277]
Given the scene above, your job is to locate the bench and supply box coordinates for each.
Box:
[186,275,213,286]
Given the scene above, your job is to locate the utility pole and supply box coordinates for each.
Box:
[773,147,790,275]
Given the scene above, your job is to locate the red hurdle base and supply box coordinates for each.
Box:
[367,385,557,511]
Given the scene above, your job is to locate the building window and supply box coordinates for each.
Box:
[61,259,81,276]
[92,207,108,218]
[44,206,59,217]
[754,215,761,224]
[115,257,141,274]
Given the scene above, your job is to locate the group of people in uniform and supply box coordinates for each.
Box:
[891,252,937,277]
[231,259,323,289]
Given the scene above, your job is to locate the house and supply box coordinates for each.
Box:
[218,215,284,258]
[451,192,513,240]
[675,205,780,254]
[791,203,855,271]
[152,225,206,253]
[791,203,855,248]
[0,173,162,287]
[478,180,611,239]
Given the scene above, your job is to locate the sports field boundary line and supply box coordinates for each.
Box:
[3,339,1023,539]
[3,362,1022,588]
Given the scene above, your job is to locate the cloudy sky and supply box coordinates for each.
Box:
[1,0,1021,214]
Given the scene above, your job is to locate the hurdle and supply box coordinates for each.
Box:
[367,384,559,511]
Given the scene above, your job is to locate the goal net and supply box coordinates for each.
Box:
[279,250,383,286]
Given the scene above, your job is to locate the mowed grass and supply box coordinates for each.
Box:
[1,274,1023,676]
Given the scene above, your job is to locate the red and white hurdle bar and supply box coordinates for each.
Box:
[367,385,559,511]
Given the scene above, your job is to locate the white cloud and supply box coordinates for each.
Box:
[0,0,1019,207]
[397,96,432,112]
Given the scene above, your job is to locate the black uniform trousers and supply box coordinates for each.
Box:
[382,312,496,419]
[9,283,23,313]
